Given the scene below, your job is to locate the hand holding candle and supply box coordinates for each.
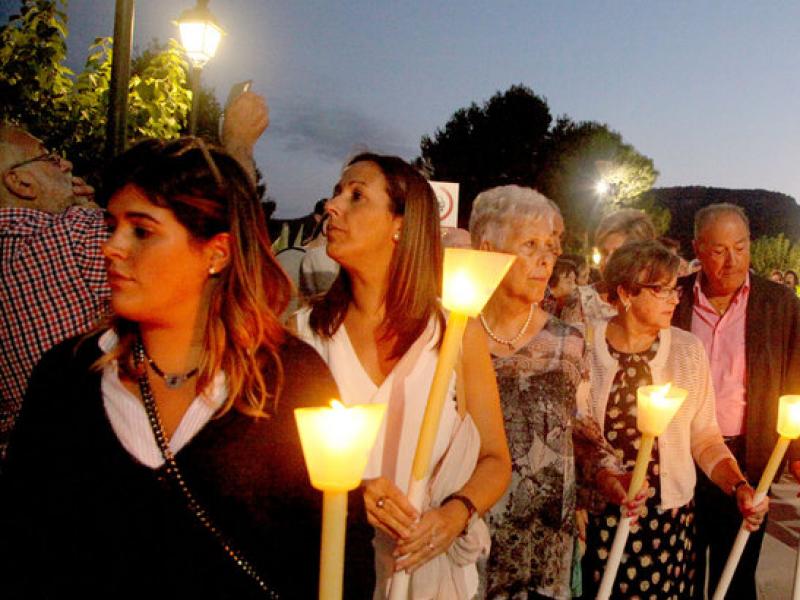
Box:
[295,400,387,600]
[388,248,514,600]
[596,383,687,600]
[714,395,800,600]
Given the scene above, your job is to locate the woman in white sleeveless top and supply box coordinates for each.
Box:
[295,153,511,599]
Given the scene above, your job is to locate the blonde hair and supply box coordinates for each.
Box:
[95,138,290,418]
[594,208,656,248]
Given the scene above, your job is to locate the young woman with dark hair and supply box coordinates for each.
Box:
[1,138,372,599]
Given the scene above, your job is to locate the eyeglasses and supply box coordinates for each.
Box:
[8,151,64,171]
[638,283,683,300]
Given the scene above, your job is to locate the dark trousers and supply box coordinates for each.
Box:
[693,438,766,600]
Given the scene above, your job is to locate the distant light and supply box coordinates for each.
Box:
[177,0,224,68]
[595,180,610,196]
[592,247,601,266]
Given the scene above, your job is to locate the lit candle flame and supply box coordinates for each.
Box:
[651,382,672,403]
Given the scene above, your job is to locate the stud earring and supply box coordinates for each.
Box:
[209,266,216,276]
[392,231,400,242]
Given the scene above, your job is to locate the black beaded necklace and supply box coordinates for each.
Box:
[133,339,278,598]
[139,343,199,389]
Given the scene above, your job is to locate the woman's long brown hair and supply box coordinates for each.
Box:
[95,138,290,418]
[309,153,444,359]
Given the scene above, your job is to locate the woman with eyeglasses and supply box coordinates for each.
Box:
[580,240,767,599]
[1,138,373,599]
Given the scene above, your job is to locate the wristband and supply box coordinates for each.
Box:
[441,493,477,535]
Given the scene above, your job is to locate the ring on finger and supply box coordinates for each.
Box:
[376,496,386,509]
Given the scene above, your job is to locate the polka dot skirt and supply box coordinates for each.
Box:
[582,339,696,600]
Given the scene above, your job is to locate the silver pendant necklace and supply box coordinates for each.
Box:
[140,343,199,389]
[480,303,537,350]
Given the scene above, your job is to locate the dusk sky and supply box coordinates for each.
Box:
[3,1,800,217]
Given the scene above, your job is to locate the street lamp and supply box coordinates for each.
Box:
[177,0,224,135]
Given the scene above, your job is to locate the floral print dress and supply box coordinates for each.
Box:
[481,316,618,600]
[582,339,696,600]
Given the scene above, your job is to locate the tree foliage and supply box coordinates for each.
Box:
[419,84,552,226]
[0,0,214,178]
[418,85,664,251]
[536,118,663,248]
[750,233,800,276]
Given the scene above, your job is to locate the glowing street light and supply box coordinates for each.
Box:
[177,0,225,134]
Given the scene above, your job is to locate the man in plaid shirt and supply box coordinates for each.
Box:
[0,94,269,467]
[0,125,109,465]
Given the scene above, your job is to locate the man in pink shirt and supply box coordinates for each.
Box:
[674,203,800,600]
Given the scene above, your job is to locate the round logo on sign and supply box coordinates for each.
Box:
[437,188,454,221]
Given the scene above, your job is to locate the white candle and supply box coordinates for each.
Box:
[295,400,386,600]
[597,382,687,600]
[716,395,800,600]
[388,248,514,600]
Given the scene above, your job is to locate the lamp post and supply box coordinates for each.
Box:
[105,0,134,160]
[177,0,224,135]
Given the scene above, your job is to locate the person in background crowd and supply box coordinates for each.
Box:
[1,137,373,598]
[582,240,766,600]
[441,226,472,249]
[560,208,656,328]
[769,269,784,284]
[0,93,268,468]
[562,253,590,286]
[659,235,693,278]
[299,211,340,299]
[295,153,511,598]
[0,123,106,464]
[468,185,643,599]
[673,203,800,600]
[301,198,328,245]
[784,269,800,296]
[545,257,578,318]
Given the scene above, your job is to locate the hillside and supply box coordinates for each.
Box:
[644,186,800,256]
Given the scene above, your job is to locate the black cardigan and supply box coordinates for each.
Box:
[672,272,800,478]
[1,333,374,599]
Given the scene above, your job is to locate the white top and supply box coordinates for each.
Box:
[99,330,227,469]
[294,308,459,491]
[581,322,734,509]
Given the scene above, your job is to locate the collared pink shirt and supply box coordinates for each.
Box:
[690,273,750,436]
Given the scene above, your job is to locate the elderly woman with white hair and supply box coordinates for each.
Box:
[470,185,644,599]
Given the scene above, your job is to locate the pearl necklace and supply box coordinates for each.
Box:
[479,303,537,349]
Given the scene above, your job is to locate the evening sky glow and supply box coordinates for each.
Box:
[2,0,799,217]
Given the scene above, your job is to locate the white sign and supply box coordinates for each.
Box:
[429,181,459,228]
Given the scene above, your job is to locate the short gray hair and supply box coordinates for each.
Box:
[594,208,656,248]
[694,203,750,240]
[469,185,556,250]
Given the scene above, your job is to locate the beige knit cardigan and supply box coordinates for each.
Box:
[580,321,735,510]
